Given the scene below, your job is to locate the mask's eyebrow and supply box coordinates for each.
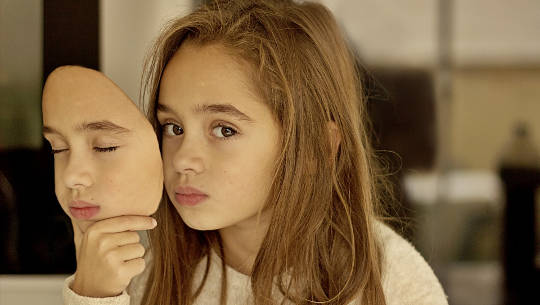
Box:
[77,120,131,134]
[43,120,131,137]
[42,126,62,137]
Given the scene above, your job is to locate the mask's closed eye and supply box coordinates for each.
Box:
[45,139,68,155]
[51,148,68,154]
[94,146,119,152]
[50,146,119,154]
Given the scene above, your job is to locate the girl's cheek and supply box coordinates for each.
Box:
[161,144,176,164]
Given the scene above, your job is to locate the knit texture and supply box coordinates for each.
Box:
[63,222,448,305]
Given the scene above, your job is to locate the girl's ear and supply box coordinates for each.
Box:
[327,121,341,159]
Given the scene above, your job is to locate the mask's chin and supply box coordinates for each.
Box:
[75,219,95,234]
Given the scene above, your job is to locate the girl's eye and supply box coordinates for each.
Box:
[162,123,183,136]
[94,146,118,153]
[212,125,237,138]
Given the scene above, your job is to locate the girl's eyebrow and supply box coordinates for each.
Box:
[195,104,254,122]
[157,103,254,123]
[43,120,132,137]
[156,103,174,114]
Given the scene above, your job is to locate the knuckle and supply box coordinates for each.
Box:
[104,250,119,265]
[96,237,108,252]
[112,266,124,281]
[116,264,126,279]
[85,227,99,240]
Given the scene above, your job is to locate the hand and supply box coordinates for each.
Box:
[70,215,157,297]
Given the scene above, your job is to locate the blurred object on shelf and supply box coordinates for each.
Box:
[404,170,503,261]
[446,261,502,305]
[499,122,540,168]
[404,170,503,206]
[404,169,504,304]
[498,122,540,305]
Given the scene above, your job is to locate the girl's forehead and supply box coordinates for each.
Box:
[161,45,262,104]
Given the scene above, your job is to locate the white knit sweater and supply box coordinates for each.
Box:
[63,222,448,305]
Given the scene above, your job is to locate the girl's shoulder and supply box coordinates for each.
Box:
[374,221,448,305]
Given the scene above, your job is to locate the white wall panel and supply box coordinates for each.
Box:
[100,0,192,105]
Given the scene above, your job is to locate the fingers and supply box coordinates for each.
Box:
[71,216,154,298]
[114,243,146,261]
[97,243,146,267]
[88,215,157,234]
[123,258,146,278]
[105,245,147,282]
[87,231,140,254]
[102,231,141,248]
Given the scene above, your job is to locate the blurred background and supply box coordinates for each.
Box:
[0,0,538,304]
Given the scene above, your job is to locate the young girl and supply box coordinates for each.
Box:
[63,0,448,304]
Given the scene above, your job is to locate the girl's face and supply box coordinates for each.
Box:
[42,67,163,233]
[157,43,280,231]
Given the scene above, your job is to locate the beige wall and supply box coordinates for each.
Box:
[450,68,540,169]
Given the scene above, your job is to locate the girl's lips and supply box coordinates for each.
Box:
[175,193,208,206]
[174,186,208,206]
[69,206,100,220]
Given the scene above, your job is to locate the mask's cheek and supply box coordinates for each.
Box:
[54,190,70,217]
[113,173,162,217]
[127,148,163,216]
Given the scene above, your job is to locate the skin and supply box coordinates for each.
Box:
[158,43,281,274]
[42,66,162,296]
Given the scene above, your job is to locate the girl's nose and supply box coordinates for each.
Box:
[62,151,94,190]
[171,134,206,177]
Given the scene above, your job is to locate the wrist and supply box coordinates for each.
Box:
[70,274,122,298]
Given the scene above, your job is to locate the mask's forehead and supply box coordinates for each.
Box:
[42,66,145,130]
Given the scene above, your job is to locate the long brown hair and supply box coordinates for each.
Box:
[141,0,388,304]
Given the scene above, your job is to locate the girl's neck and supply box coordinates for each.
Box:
[218,209,272,275]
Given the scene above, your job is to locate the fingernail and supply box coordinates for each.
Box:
[151,218,157,227]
